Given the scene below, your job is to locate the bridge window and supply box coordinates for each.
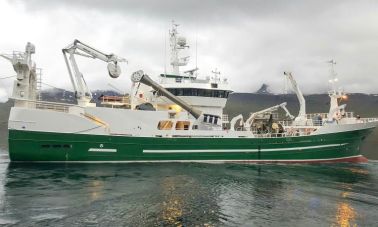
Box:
[176,121,190,130]
[209,116,214,124]
[158,120,173,130]
[166,88,230,98]
[203,114,221,124]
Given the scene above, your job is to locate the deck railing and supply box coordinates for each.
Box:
[361,118,378,123]
[36,101,71,112]
[305,112,355,120]
[14,99,75,113]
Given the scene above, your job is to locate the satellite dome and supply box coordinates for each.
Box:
[177,37,186,46]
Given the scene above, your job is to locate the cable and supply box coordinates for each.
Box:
[0,75,16,80]
[40,82,74,92]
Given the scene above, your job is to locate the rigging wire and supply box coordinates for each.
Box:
[0,75,16,80]
[40,82,73,92]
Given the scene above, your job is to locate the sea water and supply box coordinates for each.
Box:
[0,149,378,226]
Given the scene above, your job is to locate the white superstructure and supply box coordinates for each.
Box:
[132,22,232,126]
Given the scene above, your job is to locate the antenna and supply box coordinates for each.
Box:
[327,59,338,91]
[211,68,221,80]
[164,28,167,77]
[195,25,198,77]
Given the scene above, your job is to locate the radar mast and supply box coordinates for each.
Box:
[169,21,190,75]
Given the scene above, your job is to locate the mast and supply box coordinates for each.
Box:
[327,60,344,121]
[169,21,190,75]
[0,42,37,107]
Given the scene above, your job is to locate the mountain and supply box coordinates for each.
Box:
[224,93,378,119]
[255,84,271,94]
[39,88,122,105]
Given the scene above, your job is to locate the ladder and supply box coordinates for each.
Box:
[36,68,42,101]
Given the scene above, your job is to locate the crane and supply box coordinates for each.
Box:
[284,72,306,124]
[230,102,294,131]
[62,40,127,106]
[243,102,294,130]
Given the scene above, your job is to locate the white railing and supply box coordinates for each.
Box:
[361,118,378,123]
[305,112,355,120]
[36,101,71,112]
[14,99,75,113]
[252,130,312,138]
[279,120,322,127]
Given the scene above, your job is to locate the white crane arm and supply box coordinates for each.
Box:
[62,40,127,106]
[280,103,294,120]
[244,102,289,128]
[68,40,127,63]
[230,114,243,131]
[0,54,12,62]
[284,72,306,121]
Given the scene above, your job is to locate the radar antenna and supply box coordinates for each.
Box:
[169,21,190,75]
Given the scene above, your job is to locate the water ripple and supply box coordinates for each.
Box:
[0,155,377,226]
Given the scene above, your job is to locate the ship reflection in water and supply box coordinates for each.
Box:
[0,158,378,226]
[160,177,185,226]
[334,201,356,227]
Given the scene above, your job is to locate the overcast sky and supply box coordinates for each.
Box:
[1,0,378,102]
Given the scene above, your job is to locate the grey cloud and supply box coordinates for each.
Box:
[4,0,378,94]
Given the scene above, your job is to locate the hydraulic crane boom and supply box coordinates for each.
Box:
[62,40,127,106]
[243,102,294,129]
[284,72,306,123]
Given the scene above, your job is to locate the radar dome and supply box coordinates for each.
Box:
[177,37,186,46]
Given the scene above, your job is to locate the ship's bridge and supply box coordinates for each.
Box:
[154,73,232,119]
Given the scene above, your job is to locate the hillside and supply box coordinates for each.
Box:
[224,93,378,119]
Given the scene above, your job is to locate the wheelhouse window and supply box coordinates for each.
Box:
[176,121,190,130]
[203,114,221,125]
[158,120,173,130]
[166,88,230,98]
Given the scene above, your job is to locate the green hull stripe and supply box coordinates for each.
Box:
[143,143,348,153]
[88,148,117,152]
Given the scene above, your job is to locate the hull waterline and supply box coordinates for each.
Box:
[8,127,374,163]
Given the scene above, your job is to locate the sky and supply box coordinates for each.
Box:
[1,0,378,103]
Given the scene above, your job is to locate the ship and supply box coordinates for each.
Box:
[2,23,378,163]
